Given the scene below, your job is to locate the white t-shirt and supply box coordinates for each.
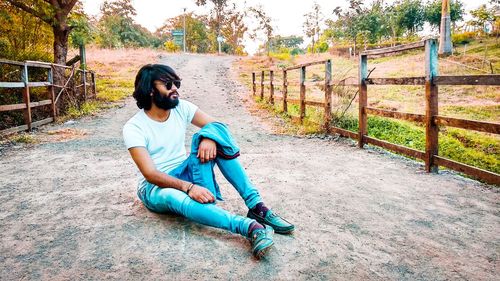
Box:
[123,99,198,187]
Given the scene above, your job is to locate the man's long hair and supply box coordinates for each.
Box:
[133,64,180,110]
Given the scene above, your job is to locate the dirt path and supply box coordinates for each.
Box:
[0,54,498,280]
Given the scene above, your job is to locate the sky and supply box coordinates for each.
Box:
[82,0,490,54]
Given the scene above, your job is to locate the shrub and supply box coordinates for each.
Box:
[269,51,291,61]
[164,40,180,52]
[315,41,329,53]
[452,32,476,45]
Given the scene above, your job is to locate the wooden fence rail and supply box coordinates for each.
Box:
[251,39,500,185]
[0,59,96,135]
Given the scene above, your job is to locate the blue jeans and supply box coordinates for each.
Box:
[137,156,262,237]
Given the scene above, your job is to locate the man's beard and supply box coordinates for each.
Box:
[152,89,179,110]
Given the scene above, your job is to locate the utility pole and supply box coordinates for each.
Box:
[438,0,452,55]
[183,7,187,53]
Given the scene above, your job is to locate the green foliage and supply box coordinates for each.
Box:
[0,2,53,61]
[325,0,423,52]
[394,0,425,36]
[290,47,305,56]
[469,4,497,33]
[69,7,94,48]
[95,0,158,48]
[315,41,329,53]
[424,0,465,30]
[157,12,210,53]
[194,0,247,54]
[269,35,304,50]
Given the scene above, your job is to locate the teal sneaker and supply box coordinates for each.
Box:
[249,225,274,259]
[247,209,295,234]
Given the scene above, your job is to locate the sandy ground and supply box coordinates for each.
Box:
[0,54,499,281]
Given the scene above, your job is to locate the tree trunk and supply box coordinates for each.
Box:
[53,26,71,114]
[438,0,452,56]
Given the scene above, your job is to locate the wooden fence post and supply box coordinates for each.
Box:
[425,39,439,173]
[324,59,332,132]
[269,70,274,105]
[21,63,32,131]
[260,70,264,101]
[82,70,87,100]
[358,54,368,148]
[91,71,97,97]
[48,67,56,118]
[300,66,306,122]
[252,72,256,96]
[282,69,288,112]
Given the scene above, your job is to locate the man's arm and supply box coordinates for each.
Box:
[128,147,215,203]
[191,109,217,163]
[191,108,216,128]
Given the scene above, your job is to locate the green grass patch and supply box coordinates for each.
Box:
[332,114,499,173]
[10,133,37,144]
[64,100,101,120]
[441,105,500,121]
[96,77,133,102]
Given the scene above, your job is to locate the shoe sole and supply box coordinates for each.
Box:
[275,227,294,234]
[254,241,274,259]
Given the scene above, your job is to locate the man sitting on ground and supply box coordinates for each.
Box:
[123,64,294,258]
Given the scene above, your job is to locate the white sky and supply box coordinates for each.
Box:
[82,0,490,54]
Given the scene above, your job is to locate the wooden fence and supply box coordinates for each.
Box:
[251,39,500,185]
[0,59,96,135]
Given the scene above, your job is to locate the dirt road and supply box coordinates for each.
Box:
[0,54,498,280]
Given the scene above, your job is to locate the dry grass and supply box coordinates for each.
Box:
[61,48,166,119]
[237,51,500,123]
[42,128,87,142]
[84,47,163,81]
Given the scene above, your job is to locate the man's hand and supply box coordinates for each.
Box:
[188,184,215,203]
[197,138,217,163]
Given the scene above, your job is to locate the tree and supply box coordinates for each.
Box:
[249,5,273,56]
[157,13,210,53]
[269,35,304,50]
[470,4,496,34]
[328,0,384,53]
[330,0,364,53]
[195,0,228,37]
[0,1,53,61]
[394,0,425,36]
[96,0,156,48]
[438,0,452,55]
[4,0,79,84]
[424,0,464,32]
[219,4,247,55]
[303,2,323,54]
[69,3,94,48]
